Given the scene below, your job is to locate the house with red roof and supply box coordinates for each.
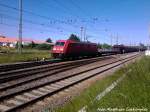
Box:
[0,35,54,48]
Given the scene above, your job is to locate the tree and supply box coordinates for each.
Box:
[35,44,51,50]
[97,43,111,49]
[29,41,36,48]
[15,42,23,48]
[46,38,52,43]
[68,34,80,42]
[97,43,102,49]
[102,43,111,49]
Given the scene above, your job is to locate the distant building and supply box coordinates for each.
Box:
[0,36,17,47]
[0,35,54,48]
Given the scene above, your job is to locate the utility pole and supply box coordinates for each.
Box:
[116,34,118,45]
[110,34,113,46]
[149,24,150,50]
[0,14,2,24]
[147,24,150,50]
[18,0,23,53]
[83,27,86,41]
[86,35,89,41]
[80,26,83,41]
[0,14,3,37]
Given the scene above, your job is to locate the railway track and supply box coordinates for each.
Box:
[0,53,142,112]
[0,55,115,99]
[0,56,112,84]
[0,54,113,73]
[0,59,61,72]
[0,53,118,73]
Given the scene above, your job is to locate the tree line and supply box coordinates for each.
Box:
[22,34,145,50]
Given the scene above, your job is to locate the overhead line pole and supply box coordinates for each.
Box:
[110,34,113,46]
[84,27,86,41]
[18,0,23,53]
[149,23,150,50]
[0,14,2,24]
[116,33,118,45]
[80,26,83,41]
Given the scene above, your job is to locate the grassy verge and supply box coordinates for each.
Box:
[54,56,149,112]
[87,56,150,112]
[0,49,51,64]
[54,65,128,112]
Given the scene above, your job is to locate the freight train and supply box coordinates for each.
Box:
[112,45,146,54]
[52,40,146,59]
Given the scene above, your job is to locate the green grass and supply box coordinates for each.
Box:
[0,49,51,64]
[87,56,150,112]
[52,56,150,112]
[50,67,127,112]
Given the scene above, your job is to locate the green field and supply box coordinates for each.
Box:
[54,56,150,112]
[0,49,51,64]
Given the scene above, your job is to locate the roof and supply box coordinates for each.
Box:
[0,36,48,44]
[0,37,17,43]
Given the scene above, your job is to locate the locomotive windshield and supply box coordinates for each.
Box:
[55,42,65,46]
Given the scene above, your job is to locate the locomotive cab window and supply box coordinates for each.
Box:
[55,42,65,46]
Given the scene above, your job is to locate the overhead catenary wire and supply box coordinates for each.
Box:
[0,6,86,37]
[0,1,110,42]
[0,3,106,31]
[0,3,79,27]
[0,22,69,37]
[0,13,71,35]
[0,3,68,33]
[50,0,88,30]
[0,12,75,33]
[0,15,107,40]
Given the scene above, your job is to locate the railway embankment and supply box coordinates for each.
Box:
[0,53,144,112]
[54,55,149,112]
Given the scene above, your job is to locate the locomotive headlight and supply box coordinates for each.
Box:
[60,48,63,51]
[53,48,56,50]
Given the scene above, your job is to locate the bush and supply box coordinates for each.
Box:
[98,43,112,49]
[35,44,52,50]
[23,43,38,49]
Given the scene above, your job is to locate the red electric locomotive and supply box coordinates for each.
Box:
[52,40,98,59]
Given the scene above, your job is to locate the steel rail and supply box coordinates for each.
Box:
[0,53,141,112]
[0,56,112,83]
[0,57,112,91]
